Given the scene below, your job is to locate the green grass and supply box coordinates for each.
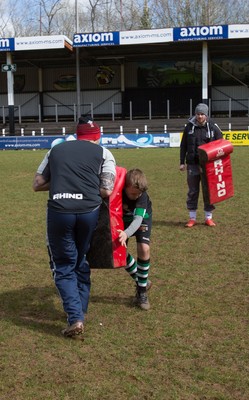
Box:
[0,147,248,400]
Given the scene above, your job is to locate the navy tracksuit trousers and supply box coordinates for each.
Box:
[187,164,215,212]
[47,207,100,325]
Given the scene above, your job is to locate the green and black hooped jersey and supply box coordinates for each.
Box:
[122,190,152,224]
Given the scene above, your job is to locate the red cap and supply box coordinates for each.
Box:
[76,117,101,141]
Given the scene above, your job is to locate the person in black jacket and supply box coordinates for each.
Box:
[180,103,223,228]
[33,117,116,339]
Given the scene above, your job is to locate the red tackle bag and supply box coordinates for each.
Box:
[198,139,234,205]
[87,166,127,269]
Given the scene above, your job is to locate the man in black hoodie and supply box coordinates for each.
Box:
[180,103,223,228]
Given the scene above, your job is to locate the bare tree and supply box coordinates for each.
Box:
[96,0,116,32]
[39,0,66,35]
[112,0,143,30]
[8,0,39,36]
[149,0,244,28]
[77,0,145,32]
[54,4,77,37]
[5,0,69,36]
[0,0,25,36]
[140,0,152,29]
[84,0,249,31]
[226,0,249,24]
[85,0,102,32]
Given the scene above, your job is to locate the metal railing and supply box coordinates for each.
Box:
[1,97,249,125]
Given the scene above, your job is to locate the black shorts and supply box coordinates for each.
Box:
[124,215,152,245]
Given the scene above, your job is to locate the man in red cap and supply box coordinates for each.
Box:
[33,116,116,339]
[76,115,102,141]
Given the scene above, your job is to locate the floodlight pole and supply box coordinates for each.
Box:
[202,41,208,105]
[75,0,81,121]
[6,52,15,135]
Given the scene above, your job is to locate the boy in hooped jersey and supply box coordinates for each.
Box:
[118,168,152,310]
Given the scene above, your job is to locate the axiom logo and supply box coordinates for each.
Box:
[179,25,223,38]
[214,159,226,197]
[74,32,113,44]
[0,38,10,48]
[53,193,83,200]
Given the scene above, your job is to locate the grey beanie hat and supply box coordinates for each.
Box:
[195,103,209,116]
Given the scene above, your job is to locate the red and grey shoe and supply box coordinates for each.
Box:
[205,219,216,227]
[185,219,197,228]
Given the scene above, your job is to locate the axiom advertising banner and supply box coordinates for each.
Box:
[14,35,72,50]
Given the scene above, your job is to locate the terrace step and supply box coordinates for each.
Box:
[1,117,249,136]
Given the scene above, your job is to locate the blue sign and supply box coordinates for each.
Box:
[0,133,170,150]
[0,135,64,150]
[73,32,120,47]
[173,25,228,41]
[0,38,15,51]
[101,133,170,148]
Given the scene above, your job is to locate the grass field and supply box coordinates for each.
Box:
[0,147,248,400]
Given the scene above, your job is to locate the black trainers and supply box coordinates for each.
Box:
[61,321,84,340]
[135,288,150,311]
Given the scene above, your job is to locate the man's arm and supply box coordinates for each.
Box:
[33,173,50,192]
[99,172,115,198]
[33,150,51,192]
[214,123,223,139]
[180,128,188,166]
[100,147,116,198]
